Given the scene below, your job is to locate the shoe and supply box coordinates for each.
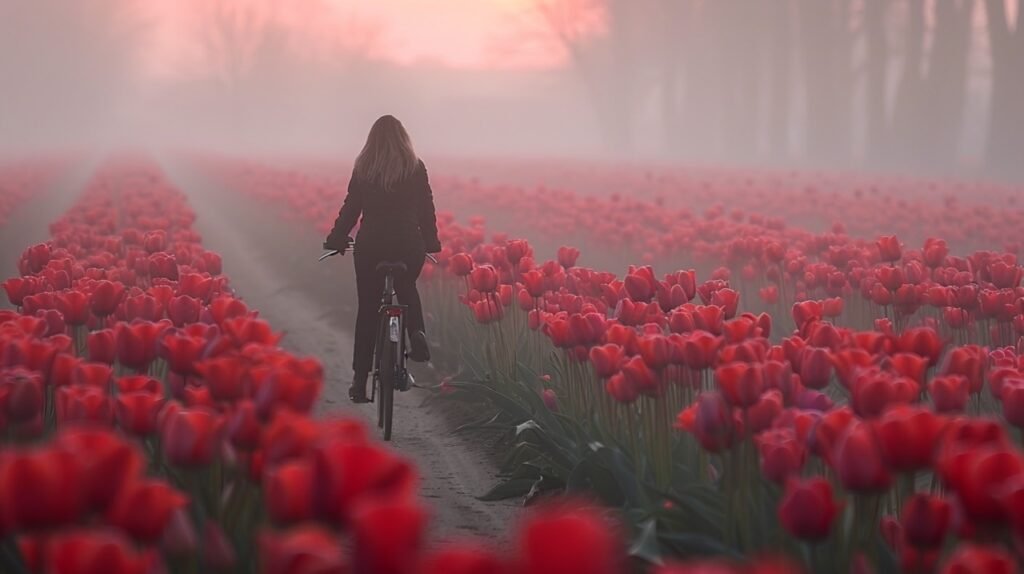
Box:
[408,330,430,362]
[348,372,370,404]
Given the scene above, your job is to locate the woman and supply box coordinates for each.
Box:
[323,115,441,403]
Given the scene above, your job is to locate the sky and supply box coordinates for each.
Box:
[145,0,571,79]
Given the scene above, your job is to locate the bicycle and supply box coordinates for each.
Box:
[319,240,436,441]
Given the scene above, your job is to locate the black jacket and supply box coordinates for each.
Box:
[325,160,442,255]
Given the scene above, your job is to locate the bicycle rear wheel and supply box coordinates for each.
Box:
[378,338,395,441]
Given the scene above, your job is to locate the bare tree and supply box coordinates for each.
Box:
[983,0,1024,177]
[0,0,147,148]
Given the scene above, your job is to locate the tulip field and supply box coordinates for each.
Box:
[0,159,641,574]
[192,154,1024,573]
[3,155,1024,574]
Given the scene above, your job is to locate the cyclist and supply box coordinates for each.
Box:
[323,115,442,403]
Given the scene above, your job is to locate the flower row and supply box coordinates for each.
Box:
[0,159,637,574]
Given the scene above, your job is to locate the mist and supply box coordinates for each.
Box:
[0,0,1021,181]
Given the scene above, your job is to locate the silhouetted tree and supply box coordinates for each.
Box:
[984,0,1024,177]
[0,0,146,148]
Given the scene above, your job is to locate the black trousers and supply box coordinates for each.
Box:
[352,248,426,375]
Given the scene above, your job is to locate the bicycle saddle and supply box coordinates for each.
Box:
[376,261,407,275]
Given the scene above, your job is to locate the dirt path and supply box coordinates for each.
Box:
[1,162,93,300]
[164,160,517,543]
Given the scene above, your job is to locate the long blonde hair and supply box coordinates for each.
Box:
[353,115,419,191]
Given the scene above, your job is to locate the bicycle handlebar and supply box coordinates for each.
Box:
[318,242,438,264]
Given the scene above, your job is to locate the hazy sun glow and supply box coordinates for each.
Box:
[146,0,573,79]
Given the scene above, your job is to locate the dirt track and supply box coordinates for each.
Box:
[165,161,517,543]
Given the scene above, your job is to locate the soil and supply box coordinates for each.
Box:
[164,160,518,544]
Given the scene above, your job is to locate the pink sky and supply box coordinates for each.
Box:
[145,0,575,79]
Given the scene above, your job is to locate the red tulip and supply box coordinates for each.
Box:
[791,300,823,330]
[851,369,920,419]
[589,344,625,379]
[946,447,1024,525]
[161,408,223,467]
[179,272,216,303]
[123,293,162,322]
[941,345,986,394]
[890,353,929,385]
[87,329,116,364]
[623,274,654,302]
[106,478,189,542]
[419,544,506,574]
[923,238,949,268]
[351,500,427,574]
[715,362,764,408]
[115,391,165,436]
[1,368,44,423]
[638,335,671,371]
[24,243,51,273]
[873,405,947,473]
[900,494,951,549]
[876,235,902,263]
[833,421,892,492]
[115,375,162,394]
[691,392,736,453]
[312,438,418,525]
[449,253,474,277]
[0,446,84,529]
[605,373,638,404]
[226,400,262,451]
[505,239,530,264]
[56,385,113,425]
[48,353,77,388]
[681,332,721,370]
[72,362,113,388]
[57,290,90,325]
[711,288,739,319]
[162,332,206,377]
[222,316,280,346]
[167,294,202,327]
[516,504,622,574]
[262,410,320,465]
[209,296,249,325]
[777,478,842,541]
[1001,379,1024,428]
[89,280,125,317]
[144,230,167,253]
[897,327,944,367]
[938,544,1016,574]
[798,347,832,390]
[56,427,146,511]
[255,365,321,417]
[3,277,35,307]
[265,460,315,524]
[756,428,806,484]
[259,526,347,574]
[469,265,499,293]
[621,355,660,396]
[44,528,156,574]
[115,320,169,371]
[557,246,580,269]
[929,375,970,413]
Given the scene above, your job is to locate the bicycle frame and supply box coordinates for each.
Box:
[318,242,434,440]
[372,271,408,402]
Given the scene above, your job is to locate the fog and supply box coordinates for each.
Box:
[0,0,1021,180]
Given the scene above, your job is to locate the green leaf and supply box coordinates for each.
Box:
[628,519,664,565]
[477,477,537,501]
[566,455,625,507]
[658,531,741,558]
